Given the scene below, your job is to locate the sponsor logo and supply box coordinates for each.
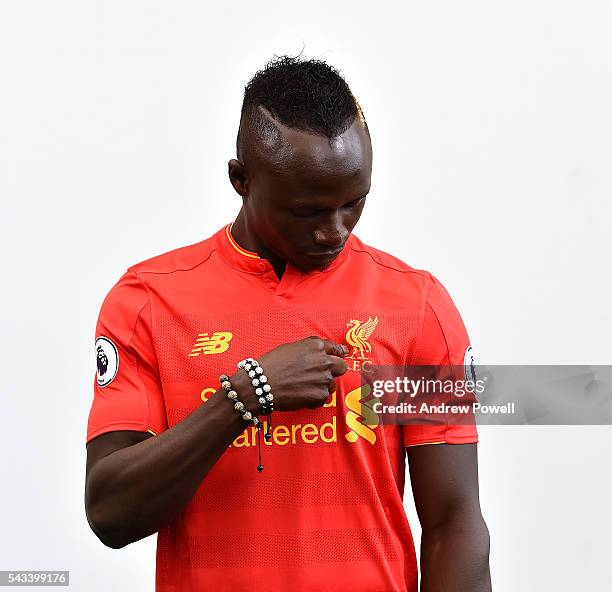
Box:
[345,316,378,372]
[95,336,119,387]
[200,389,338,447]
[233,416,338,447]
[189,332,233,356]
[200,384,379,446]
[344,384,379,444]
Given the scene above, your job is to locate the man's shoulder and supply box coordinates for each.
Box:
[126,229,220,277]
[348,233,431,281]
[346,234,464,321]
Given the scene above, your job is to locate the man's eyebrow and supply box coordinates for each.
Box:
[289,193,368,210]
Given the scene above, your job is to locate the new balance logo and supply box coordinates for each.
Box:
[189,332,233,356]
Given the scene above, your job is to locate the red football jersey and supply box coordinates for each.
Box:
[87,223,478,591]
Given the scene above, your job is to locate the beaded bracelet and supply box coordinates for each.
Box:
[219,373,265,472]
[237,357,275,441]
[219,374,262,428]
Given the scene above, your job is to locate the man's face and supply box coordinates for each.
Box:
[233,114,373,272]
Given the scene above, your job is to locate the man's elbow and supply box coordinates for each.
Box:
[461,514,491,568]
[85,500,132,549]
[467,516,491,586]
[459,513,490,559]
[424,511,491,557]
[471,515,491,564]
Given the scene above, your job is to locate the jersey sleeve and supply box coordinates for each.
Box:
[402,273,479,447]
[86,270,168,444]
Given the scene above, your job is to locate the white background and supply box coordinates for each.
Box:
[1,1,611,590]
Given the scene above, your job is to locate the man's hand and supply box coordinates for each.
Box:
[254,336,349,411]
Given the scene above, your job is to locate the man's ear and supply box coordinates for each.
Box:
[228,159,248,198]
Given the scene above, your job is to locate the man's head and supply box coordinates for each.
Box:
[229,55,373,272]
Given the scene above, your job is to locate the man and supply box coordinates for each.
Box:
[85,56,491,591]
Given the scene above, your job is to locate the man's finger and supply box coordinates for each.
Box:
[322,339,349,357]
[329,356,348,377]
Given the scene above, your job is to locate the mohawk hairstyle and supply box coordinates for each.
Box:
[236,55,367,161]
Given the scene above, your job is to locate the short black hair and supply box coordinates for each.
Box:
[236,55,367,161]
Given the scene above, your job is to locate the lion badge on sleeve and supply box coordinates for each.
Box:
[95,336,119,387]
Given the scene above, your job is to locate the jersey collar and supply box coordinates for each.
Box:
[214,222,352,276]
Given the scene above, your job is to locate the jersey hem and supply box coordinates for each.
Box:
[86,421,150,444]
[405,440,446,447]
[444,434,479,444]
[405,434,478,447]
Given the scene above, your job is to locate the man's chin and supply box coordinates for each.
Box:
[294,253,338,272]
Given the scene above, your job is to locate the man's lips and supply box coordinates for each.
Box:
[303,247,344,260]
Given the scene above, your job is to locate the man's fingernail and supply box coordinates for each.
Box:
[342,345,349,354]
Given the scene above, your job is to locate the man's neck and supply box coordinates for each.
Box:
[231,210,287,280]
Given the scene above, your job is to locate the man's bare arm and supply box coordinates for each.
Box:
[85,337,348,549]
[407,443,491,592]
[85,368,254,549]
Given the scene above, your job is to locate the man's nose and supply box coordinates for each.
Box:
[312,217,348,248]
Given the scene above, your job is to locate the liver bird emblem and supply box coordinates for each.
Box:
[346,316,378,359]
